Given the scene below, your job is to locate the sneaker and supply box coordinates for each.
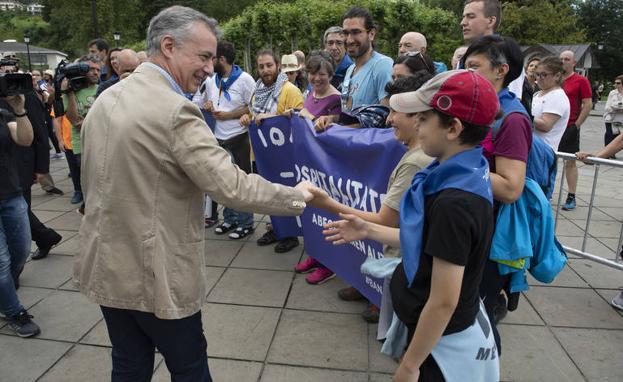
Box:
[51,153,64,160]
[562,196,576,211]
[305,267,335,285]
[70,191,83,205]
[612,291,623,310]
[7,310,41,338]
[294,256,320,274]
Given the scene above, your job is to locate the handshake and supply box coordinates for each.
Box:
[294,180,328,205]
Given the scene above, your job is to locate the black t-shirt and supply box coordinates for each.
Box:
[390,189,494,335]
[0,108,21,201]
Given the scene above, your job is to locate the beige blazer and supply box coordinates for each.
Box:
[74,63,305,319]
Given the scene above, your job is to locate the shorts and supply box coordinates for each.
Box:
[557,124,580,153]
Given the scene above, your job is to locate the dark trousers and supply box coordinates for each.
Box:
[65,149,81,193]
[214,132,252,225]
[48,121,61,153]
[22,188,60,248]
[479,260,506,355]
[101,306,212,382]
[604,123,619,147]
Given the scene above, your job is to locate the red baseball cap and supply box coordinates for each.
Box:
[389,69,500,126]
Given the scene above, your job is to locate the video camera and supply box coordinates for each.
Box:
[0,73,33,97]
[0,58,19,68]
[53,60,92,116]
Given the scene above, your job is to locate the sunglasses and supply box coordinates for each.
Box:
[404,51,432,73]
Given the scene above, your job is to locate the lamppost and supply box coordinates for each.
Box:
[113,31,121,48]
[23,31,32,72]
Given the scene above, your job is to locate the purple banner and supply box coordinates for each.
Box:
[250,116,406,305]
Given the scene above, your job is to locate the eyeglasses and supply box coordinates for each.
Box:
[404,51,432,74]
[342,29,368,37]
[325,40,344,47]
[615,81,622,85]
[535,72,553,79]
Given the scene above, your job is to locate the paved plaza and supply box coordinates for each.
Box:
[1,103,622,381]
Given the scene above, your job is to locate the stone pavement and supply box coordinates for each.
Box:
[1,102,622,382]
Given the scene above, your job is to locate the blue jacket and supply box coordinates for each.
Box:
[490,178,567,293]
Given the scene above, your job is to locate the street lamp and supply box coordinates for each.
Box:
[113,31,121,47]
[23,31,32,72]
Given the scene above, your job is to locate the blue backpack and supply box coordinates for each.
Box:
[492,89,558,199]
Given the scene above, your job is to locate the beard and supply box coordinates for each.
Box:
[347,38,371,59]
[214,62,225,77]
[261,71,279,86]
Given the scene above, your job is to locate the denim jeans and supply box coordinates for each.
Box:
[101,306,212,382]
[219,132,253,229]
[0,196,31,318]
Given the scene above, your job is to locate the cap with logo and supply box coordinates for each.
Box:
[389,69,499,127]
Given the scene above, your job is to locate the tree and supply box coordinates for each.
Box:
[576,0,623,82]
[499,0,585,45]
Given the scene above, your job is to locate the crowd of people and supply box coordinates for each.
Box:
[0,0,620,381]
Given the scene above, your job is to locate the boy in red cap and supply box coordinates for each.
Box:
[321,70,500,381]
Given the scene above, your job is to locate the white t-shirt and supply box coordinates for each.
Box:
[207,71,256,141]
[532,88,570,150]
[508,70,525,100]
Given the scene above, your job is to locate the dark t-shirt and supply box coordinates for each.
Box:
[390,189,494,335]
[0,108,21,201]
[481,113,532,173]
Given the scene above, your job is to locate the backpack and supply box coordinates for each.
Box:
[492,89,558,199]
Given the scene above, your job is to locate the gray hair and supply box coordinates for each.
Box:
[323,26,344,44]
[146,6,220,57]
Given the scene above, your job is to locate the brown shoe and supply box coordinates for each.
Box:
[337,286,364,301]
[361,304,380,323]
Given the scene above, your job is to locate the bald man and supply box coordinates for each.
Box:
[397,32,447,73]
[558,50,593,211]
[117,49,140,80]
[136,51,148,63]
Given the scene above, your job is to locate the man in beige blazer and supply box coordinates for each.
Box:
[75,6,313,381]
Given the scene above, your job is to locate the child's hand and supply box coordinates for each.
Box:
[322,213,369,244]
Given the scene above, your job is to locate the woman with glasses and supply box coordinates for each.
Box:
[604,75,623,149]
[392,51,436,81]
[531,56,570,150]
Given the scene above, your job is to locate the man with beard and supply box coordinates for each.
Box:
[339,7,393,112]
[204,41,256,240]
[323,26,352,90]
[240,49,304,253]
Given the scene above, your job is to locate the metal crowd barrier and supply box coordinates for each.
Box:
[554,152,623,271]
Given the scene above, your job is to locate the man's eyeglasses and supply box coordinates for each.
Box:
[535,72,552,79]
[615,81,622,85]
[342,29,368,37]
[326,40,344,47]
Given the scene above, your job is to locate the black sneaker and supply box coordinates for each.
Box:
[7,310,41,338]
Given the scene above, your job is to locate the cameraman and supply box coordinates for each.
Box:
[63,55,100,214]
[0,61,63,261]
[0,93,42,337]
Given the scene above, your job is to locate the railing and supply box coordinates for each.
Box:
[554,152,623,271]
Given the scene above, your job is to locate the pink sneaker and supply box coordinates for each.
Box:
[294,256,320,274]
[305,266,335,285]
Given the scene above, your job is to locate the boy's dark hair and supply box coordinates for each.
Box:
[464,0,501,31]
[462,35,523,88]
[305,50,336,77]
[434,110,499,146]
[88,38,110,52]
[256,49,279,65]
[385,71,434,98]
[217,41,236,65]
[395,52,436,76]
[342,6,376,31]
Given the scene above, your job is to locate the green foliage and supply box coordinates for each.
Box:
[576,0,623,81]
[0,11,50,44]
[222,0,463,72]
[499,0,585,45]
